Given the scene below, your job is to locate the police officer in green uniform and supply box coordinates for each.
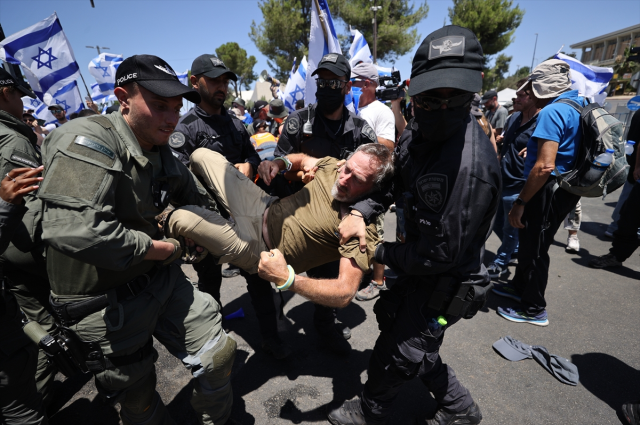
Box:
[0,68,48,425]
[38,55,236,425]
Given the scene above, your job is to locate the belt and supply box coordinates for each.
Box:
[50,267,159,327]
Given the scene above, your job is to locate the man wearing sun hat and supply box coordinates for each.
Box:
[38,54,237,425]
[328,25,501,425]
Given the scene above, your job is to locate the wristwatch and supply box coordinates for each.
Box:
[273,156,292,174]
[514,197,527,206]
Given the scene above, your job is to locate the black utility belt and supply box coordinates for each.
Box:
[50,267,159,327]
[427,276,492,320]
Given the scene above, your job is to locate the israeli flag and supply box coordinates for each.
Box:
[22,96,57,125]
[0,13,81,101]
[554,53,613,105]
[88,53,123,96]
[348,29,373,67]
[305,0,342,105]
[50,80,85,116]
[177,70,189,86]
[283,56,307,112]
[90,82,116,104]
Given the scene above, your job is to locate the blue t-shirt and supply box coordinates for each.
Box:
[524,90,585,179]
[244,112,253,124]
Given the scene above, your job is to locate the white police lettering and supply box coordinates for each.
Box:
[419,218,432,226]
[154,65,177,77]
[0,79,15,85]
[117,73,137,85]
[428,36,465,60]
[322,54,339,64]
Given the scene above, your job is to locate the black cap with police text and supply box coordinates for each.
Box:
[0,68,36,99]
[115,54,201,103]
[408,25,483,96]
[311,53,351,78]
[191,54,238,81]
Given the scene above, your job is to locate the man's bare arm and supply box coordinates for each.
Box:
[258,250,363,308]
[377,137,394,150]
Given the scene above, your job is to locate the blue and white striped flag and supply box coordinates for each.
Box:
[88,53,123,97]
[305,0,342,105]
[90,82,116,104]
[50,80,85,117]
[22,96,57,125]
[349,29,373,67]
[283,56,307,112]
[177,70,189,86]
[554,53,613,105]
[0,13,81,102]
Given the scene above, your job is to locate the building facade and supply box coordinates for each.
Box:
[571,24,640,67]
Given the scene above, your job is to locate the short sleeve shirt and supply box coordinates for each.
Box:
[266,157,379,273]
[358,100,395,141]
[486,106,508,130]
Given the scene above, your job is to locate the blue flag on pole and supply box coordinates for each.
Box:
[177,70,189,86]
[88,53,123,97]
[348,28,373,67]
[0,13,81,102]
[554,52,613,105]
[283,56,307,112]
[305,0,342,105]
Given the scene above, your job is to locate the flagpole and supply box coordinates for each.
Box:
[78,72,92,103]
[313,0,329,44]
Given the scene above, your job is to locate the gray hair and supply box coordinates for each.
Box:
[347,143,394,188]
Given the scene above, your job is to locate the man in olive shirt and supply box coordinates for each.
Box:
[165,144,393,299]
[38,55,236,425]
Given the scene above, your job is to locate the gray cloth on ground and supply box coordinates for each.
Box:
[492,335,579,386]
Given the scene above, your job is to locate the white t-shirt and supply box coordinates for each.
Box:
[358,100,395,142]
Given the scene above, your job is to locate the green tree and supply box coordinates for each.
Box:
[215,42,258,99]
[497,65,530,90]
[484,53,511,90]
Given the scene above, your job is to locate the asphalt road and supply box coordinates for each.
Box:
[48,188,640,425]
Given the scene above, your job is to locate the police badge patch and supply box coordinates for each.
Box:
[286,117,300,135]
[210,57,225,68]
[416,174,448,213]
[168,132,186,149]
[362,124,376,142]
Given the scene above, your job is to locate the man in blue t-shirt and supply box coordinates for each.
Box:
[492,59,583,327]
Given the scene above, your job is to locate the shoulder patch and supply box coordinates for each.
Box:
[286,116,301,135]
[416,174,448,213]
[181,113,199,126]
[9,154,39,168]
[361,123,376,143]
[74,136,115,159]
[168,132,186,149]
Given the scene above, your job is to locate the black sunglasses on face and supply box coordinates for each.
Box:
[316,78,348,90]
[413,92,474,111]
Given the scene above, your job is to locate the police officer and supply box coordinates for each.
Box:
[328,26,501,424]
[0,69,48,425]
[168,54,289,359]
[39,55,236,425]
[0,68,58,412]
[258,53,388,354]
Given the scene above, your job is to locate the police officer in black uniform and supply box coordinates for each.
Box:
[168,54,291,359]
[258,53,388,354]
[328,26,501,424]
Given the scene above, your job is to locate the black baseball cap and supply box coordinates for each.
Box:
[251,100,268,117]
[481,90,498,103]
[191,54,238,81]
[311,53,351,78]
[0,68,36,98]
[115,54,201,103]
[408,25,483,96]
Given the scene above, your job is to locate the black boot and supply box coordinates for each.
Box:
[327,397,367,425]
[421,402,482,425]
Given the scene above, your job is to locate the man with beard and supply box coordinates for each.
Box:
[328,26,501,425]
[258,53,387,355]
[167,54,288,358]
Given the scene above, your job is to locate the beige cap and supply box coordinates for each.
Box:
[518,59,572,99]
[350,62,379,84]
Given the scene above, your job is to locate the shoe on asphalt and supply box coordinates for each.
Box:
[491,283,522,302]
[566,234,580,253]
[337,319,352,340]
[327,397,366,425]
[622,401,640,425]
[486,263,507,279]
[222,264,241,278]
[589,253,623,269]
[604,230,614,238]
[497,307,549,326]
[316,323,352,355]
[421,402,483,425]
[355,278,388,301]
[261,336,292,360]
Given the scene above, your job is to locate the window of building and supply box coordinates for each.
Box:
[581,47,592,62]
[593,43,605,61]
[604,41,616,60]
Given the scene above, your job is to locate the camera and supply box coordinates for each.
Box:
[376,70,407,101]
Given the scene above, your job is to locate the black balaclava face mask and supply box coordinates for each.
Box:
[414,103,471,144]
[316,87,345,115]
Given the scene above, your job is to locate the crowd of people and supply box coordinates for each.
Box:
[0,23,638,425]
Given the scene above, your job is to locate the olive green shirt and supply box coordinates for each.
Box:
[39,112,216,295]
[267,157,379,273]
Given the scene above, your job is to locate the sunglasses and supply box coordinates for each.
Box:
[413,92,474,111]
[316,78,348,90]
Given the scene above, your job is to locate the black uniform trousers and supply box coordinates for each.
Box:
[360,282,472,424]
[195,255,279,339]
[610,182,640,261]
[306,260,340,330]
[511,177,580,315]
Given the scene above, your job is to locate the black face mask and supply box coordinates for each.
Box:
[316,87,345,115]
[414,105,470,143]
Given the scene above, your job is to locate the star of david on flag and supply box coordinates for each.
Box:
[88,52,123,98]
[283,56,308,112]
[31,47,57,69]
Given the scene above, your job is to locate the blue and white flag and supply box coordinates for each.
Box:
[305,0,342,105]
[88,53,123,97]
[376,65,393,77]
[49,80,85,117]
[283,56,307,112]
[554,52,613,105]
[349,29,373,68]
[0,13,81,102]
[90,82,116,104]
[22,96,57,125]
[177,70,189,86]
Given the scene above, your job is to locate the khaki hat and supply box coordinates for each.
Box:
[230,107,246,121]
[350,63,379,84]
[518,59,572,99]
